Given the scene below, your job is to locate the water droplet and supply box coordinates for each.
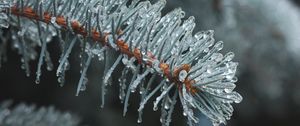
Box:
[131,88,136,93]
[203,48,209,53]
[224,52,235,62]
[212,121,220,126]
[51,17,56,24]
[183,111,187,116]
[47,66,53,71]
[137,118,142,123]
[80,85,86,91]
[214,41,224,51]
[153,102,158,111]
[58,77,62,83]
[35,79,40,84]
[164,104,170,110]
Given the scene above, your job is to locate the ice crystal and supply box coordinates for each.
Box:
[0,0,242,125]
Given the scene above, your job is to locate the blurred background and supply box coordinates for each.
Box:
[1,0,300,125]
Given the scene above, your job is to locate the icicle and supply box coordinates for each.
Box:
[160,97,168,123]
[202,93,227,119]
[130,69,150,92]
[101,55,123,108]
[193,93,221,123]
[137,113,143,123]
[101,49,111,108]
[138,80,165,112]
[57,65,66,87]
[205,82,236,93]
[45,50,54,71]
[220,91,243,103]
[153,83,174,111]
[76,53,92,96]
[56,37,77,86]
[119,68,129,102]
[56,37,77,77]
[103,55,122,86]
[143,74,157,94]
[179,91,199,124]
[123,65,140,116]
[19,34,31,77]
[165,91,178,126]
[35,23,47,84]
[139,79,146,95]
[137,74,157,123]
[182,86,196,108]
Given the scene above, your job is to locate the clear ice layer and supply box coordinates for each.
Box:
[0,0,242,125]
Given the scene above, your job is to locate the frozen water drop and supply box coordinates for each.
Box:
[164,104,170,110]
[153,101,158,111]
[35,78,40,84]
[179,70,187,82]
[212,121,220,126]
[203,48,209,53]
[51,17,56,24]
[183,111,187,116]
[224,52,235,62]
[137,118,142,123]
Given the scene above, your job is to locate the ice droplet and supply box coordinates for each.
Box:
[80,77,88,91]
[35,76,40,84]
[80,85,86,91]
[130,69,150,92]
[212,121,220,126]
[50,17,56,24]
[137,117,142,123]
[153,102,158,111]
[179,70,187,82]
[224,52,235,62]
[164,103,170,110]
[183,111,187,116]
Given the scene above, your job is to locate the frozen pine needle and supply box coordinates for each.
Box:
[0,0,242,125]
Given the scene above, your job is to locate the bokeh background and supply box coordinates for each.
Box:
[1,0,300,125]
